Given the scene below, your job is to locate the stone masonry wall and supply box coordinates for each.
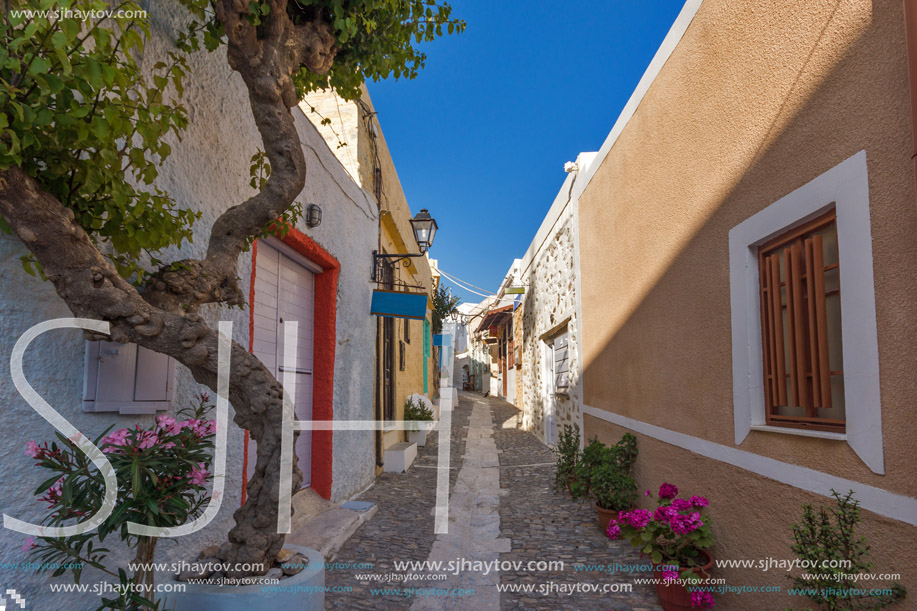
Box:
[518,209,580,444]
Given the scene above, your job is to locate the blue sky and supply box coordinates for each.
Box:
[367,0,686,305]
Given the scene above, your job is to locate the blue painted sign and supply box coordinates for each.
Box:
[370,290,428,320]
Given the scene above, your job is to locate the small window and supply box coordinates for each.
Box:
[404,319,410,344]
[758,210,844,433]
[399,340,406,371]
[83,341,175,414]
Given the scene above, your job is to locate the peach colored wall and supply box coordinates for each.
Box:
[579,0,917,494]
[586,416,917,610]
[578,0,917,606]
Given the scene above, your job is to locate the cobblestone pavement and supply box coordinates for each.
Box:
[326,392,662,610]
[325,397,471,610]
[490,398,662,611]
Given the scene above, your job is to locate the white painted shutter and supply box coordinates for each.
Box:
[553,334,570,393]
[83,341,174,414]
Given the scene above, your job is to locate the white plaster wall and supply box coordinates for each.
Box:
[0,1,376,607]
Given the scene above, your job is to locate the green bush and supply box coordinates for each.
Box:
[558,432,638,511]
[789,490,906,610]
[552,425,581,494]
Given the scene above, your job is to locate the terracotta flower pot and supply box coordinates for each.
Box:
[652,550,714,611]
[594,503,622,533]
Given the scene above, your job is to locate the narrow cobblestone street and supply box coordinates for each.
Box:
[326,392,661,610]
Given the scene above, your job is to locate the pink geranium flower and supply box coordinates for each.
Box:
[672,498,692,511]
[690,590,715,608]
[605,519,621,540]
[619,508,652,529]
[659,483,678,499]
[690,495,709,507]
[662,569,679,582]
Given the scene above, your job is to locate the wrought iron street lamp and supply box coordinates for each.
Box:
[373,209,439,272]
[409,208,438,253]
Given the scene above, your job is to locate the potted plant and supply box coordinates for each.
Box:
[608,483,715,610]
[586,434,638,531]
[24,395,217,610]
[404,397,435,447]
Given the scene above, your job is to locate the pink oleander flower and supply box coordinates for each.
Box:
[39,478,65,507]
[662,569,679,582]
[659,483,678,499]
[200,392,210,402]
[25,441,41,458]
[21,537,35,552]
[192,420,216,437]
[180,419,202,436]
[136,431,159,450]
[101,428,130,448]
[672,498,692,511]
[160,442,176,450]
[189,462,209,486]
[690,590,715,609]
[156,414,181,435]
[690,495,709,508]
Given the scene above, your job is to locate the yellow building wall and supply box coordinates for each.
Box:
[301,87,437,452]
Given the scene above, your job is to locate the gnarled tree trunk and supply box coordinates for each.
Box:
[0,0,337,576]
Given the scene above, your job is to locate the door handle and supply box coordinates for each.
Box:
[278,367,312,375]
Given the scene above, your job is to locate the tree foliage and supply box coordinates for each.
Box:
[431,283,460,335]
[0,0,198,280]
[1,0,463,280]
[176,0,464,101]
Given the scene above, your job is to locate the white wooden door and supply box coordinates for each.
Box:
[542,341,556,445]
[251,239,316,488]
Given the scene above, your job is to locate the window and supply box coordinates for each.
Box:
[399,340,406,371]
[83,341,175,414]
[404,319,410,344]
[729,151,883,474]
[758,211,844,433]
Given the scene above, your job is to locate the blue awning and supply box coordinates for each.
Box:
[371,290,428,320]
[433,334,452,347]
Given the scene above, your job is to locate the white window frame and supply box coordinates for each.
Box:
[728,150,884,474]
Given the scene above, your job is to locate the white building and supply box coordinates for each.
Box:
[0,2,379,606]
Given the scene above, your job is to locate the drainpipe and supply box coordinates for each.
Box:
[904,0,917,200]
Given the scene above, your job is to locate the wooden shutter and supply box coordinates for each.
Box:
[758,211,842,431]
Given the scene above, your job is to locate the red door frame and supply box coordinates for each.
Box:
[244,229,339,502]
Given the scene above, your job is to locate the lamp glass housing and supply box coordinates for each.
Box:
[410,208,438,252]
